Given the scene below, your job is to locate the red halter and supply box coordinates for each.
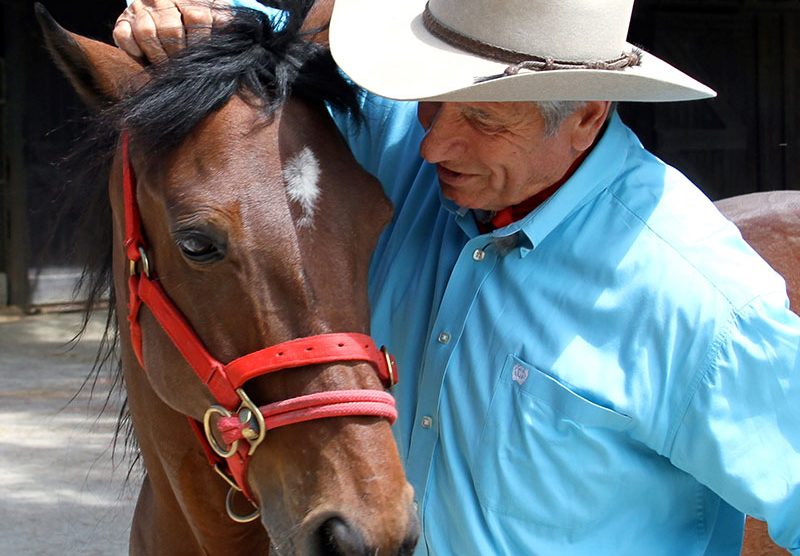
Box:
[121,133,398,522]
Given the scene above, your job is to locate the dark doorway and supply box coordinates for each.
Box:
[622,0,800,200]
[2,1,122,308]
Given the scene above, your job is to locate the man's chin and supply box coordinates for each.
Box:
[440,188,487,211]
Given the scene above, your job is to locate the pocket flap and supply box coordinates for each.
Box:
[509,355,633,431]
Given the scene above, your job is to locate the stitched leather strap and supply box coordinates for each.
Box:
[224,333,397,390]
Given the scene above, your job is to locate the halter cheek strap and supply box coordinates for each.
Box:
[121,132,399,522]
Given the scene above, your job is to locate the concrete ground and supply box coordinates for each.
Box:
[0,309,140,555]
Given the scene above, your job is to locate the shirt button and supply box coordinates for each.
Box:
[437,331,451,344]
[472,248,486,261]
[421,416,433,428]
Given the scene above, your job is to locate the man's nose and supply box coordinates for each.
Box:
[418,102,467,163]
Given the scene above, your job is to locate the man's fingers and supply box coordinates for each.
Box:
[210,0,234,26]
[113,18,146,60]
[113,0,233,62]
[180,3,214,45]
[149,4,187,56]
[130,9,169,64]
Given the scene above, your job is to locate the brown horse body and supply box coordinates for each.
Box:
[717,191,800,556]
[39,5,417,555]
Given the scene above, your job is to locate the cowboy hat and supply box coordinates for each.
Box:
[329,0,716,102]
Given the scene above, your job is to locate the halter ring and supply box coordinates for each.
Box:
[225,487,261,523]
[128,246,152,278]
[203,405,239,458]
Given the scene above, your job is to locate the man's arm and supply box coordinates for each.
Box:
[113,0,333,63]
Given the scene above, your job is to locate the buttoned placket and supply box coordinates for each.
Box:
[405,232,500,553]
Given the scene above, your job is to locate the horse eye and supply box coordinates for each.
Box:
[174,231,225,263]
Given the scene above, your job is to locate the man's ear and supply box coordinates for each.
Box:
[35,3,147,110]
[570,101,612,153]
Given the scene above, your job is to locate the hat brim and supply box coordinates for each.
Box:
[330,0,716,102]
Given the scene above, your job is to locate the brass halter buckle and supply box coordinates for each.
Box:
[203,388,267,458]
[381,345,397,388]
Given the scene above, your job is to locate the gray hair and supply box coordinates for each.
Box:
[534,101,618,136]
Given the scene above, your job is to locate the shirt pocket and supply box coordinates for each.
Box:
[472,354,632,530]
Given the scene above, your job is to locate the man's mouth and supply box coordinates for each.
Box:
[436,165,476,186]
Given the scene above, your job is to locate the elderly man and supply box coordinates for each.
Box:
[114,0,800,554]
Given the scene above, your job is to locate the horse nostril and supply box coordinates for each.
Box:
[399,533,419,556]
[400,512,420,556]
[316,516,367,556]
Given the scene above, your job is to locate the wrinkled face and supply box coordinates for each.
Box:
[417,101,582,211]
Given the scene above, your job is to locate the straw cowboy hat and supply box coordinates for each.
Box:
[329,0,716,102]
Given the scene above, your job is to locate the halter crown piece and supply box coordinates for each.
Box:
[121,133,399,523]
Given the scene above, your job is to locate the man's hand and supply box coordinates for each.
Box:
[113,0,225,63]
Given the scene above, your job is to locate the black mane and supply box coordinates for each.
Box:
[119,0,360,159]
[60,0,360,466]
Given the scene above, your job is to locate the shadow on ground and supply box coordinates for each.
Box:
[0,310,140,555]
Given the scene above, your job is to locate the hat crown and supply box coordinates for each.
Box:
[428,0,635,61]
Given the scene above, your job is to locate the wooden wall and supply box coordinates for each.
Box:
[623,0,800,199]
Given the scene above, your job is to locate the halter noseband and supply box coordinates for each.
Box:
[121,133,398,522]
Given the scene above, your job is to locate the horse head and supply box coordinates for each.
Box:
[38,2,418,554]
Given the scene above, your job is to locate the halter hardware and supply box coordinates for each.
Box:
[203,388,266,458]
[120,132,399,522]
[128,246,151,278]
[381,345,396,387]
[213,464,261,523]
[226,487,261,524]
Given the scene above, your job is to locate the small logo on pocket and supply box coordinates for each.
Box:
[512,364,529,385]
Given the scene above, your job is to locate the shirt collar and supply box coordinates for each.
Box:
[442,111,631,255]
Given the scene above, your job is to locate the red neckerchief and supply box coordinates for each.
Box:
[479,181,561,233]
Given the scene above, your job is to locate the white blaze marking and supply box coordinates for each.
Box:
[283,147,321,228]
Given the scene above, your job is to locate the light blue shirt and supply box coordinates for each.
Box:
[335,95,800,555]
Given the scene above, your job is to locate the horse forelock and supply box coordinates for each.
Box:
[118,0,361,171]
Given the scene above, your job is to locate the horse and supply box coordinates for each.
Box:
[716,191,800,556]
[36,2,418,554]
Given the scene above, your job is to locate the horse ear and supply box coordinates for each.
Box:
[35,3,145,109]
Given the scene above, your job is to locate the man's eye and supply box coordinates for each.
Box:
[174,232,225,263]
[466,113,504,133]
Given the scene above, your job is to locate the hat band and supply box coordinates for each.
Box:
[422,2,642,78]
